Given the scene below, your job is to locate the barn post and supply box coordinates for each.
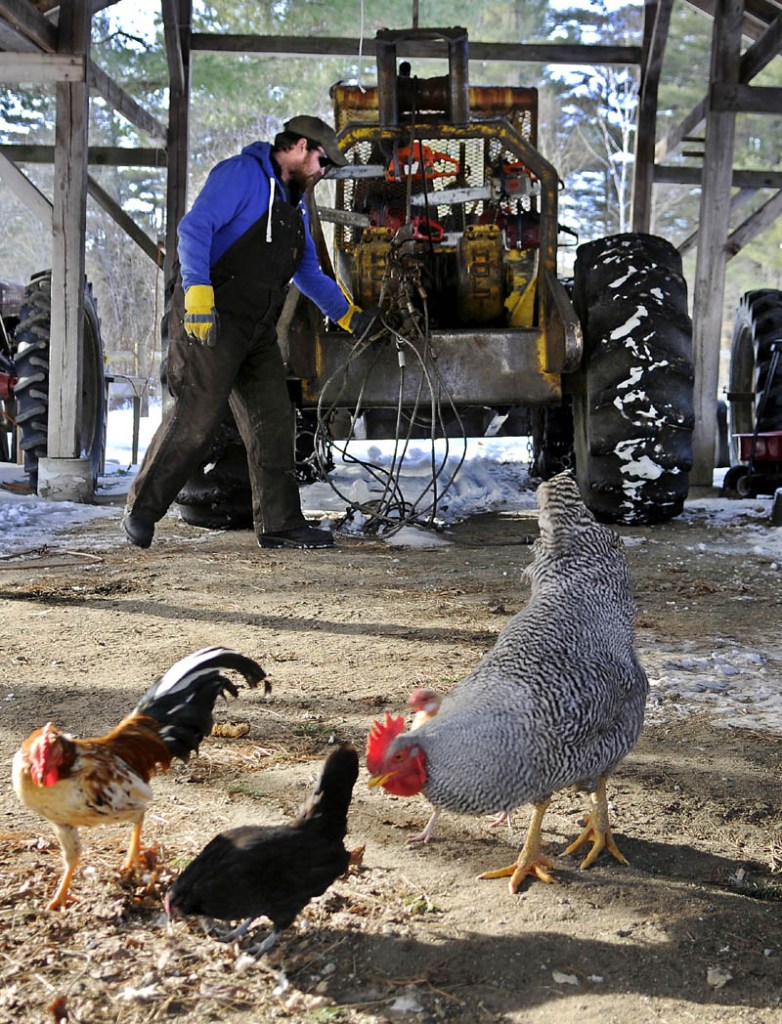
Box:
[161,0,192,412]
[38,0,93,501]
[631,0,673,232]
[689,0,744,488]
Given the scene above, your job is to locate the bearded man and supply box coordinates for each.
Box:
[123,116,375,551]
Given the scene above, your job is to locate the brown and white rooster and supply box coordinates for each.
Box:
[12,647,266,909]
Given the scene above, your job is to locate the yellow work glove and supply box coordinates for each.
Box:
[338,303,382,339]
[184,284,218,347]
[337,302,360,332]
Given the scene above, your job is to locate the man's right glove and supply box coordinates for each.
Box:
[341,304,382,340]
[184,284,218,347]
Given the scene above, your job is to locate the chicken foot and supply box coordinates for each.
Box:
[564,777,628,869]
[478,799,554,894]
[218,916,256,942]
[216,918,279,958]
[488,811,514,830]
[406,808,441,844]
[247,929,281,957]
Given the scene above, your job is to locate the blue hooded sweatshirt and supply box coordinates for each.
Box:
[177,141,350,323]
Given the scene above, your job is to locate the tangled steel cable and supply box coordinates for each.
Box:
[310,226,469,538]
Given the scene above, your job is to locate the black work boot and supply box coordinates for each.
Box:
[122,509,155,548]
[258,524,334,549]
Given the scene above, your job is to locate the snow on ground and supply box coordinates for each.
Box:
[0,402,780,733]
[0,403,541,555]
[646,643,782,734]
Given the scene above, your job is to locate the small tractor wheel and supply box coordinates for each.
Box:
[570,233,694,525]
[721,464,750,499]
[728,289,782,462]
[735,471,756,499]
[13,271,106,489]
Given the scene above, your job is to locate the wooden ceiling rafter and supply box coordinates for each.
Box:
[0,0,781,496]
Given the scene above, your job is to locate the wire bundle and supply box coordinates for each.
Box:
[310,307,469,539]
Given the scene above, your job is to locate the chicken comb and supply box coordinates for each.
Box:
[30,722,62,787]
[365,712,406,775]
[407,686,439,710]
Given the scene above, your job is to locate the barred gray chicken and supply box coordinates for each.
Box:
[367,471,648,892]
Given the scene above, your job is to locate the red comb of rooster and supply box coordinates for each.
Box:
[365,712,406,775]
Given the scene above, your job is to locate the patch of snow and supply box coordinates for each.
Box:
[1,401,781,735]
[609,305,648,341]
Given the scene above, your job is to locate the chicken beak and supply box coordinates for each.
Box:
[367,772,394,790]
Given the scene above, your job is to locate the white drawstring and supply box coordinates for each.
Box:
[266,176,276,242]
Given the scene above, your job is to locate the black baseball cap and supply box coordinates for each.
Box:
[284,115,347,167]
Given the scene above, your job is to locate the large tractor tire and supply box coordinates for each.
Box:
[13,271,106,489]
[570,233,694,525]
[174,404,333,529]
[727,289,782,453]
[175,412,254,530]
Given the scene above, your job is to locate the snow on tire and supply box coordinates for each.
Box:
[571,233,694,525]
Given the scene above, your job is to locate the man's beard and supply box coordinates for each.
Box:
[289,165,318,191]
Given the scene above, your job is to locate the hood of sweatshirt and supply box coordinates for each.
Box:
[240,140,278,180]
[239,140,285,243]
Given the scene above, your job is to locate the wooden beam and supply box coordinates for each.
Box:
[677,186,756,254]
[0,13,39,51]
[655,97,708,162]
[0,143,167,166]
[684,0,776,40]
[633,0,674,231]
[0,149,52,224]
[161,0,185,96]
[164,0,191,335]
[654,12,781,164]
[87,174,163,264]
[48,0,90,480]
[654,164,782,187]
[725,188,782,255]
[0,0,58,52]
[690,0,745,488]
[739,12,782,80]
[0,52,85,82]
[88,60,167,142]
[190,33,642,65]
[711,82,782,112]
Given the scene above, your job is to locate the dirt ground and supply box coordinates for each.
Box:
[0,495,781,1024]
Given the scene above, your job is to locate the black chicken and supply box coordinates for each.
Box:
[165,742,360,954]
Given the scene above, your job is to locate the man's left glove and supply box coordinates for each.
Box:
[338,303,382,339]
[184,284,218,347]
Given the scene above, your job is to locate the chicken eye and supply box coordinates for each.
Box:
[392,752,404,762]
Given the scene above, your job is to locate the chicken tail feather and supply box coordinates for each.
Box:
[296,743,359,842]
[134,647,266,760]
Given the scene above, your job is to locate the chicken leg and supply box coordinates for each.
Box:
[564,777,628,868]
[478,799,554,894]
[120,818,145,874]
[49,824,81,910]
